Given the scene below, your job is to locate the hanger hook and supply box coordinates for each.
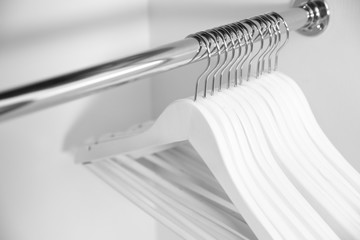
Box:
[265,13,281,72]
[255,15,273,76]
[189,11,290,100]
[203,30,222,98]
[271,12,290,71]
[220,25,237,91]
[262,14,279,73]
[238,22,254,84]
[250,17,266,78]
[243,19,264,81]
[235,22,252,85]
[210,28,228,95]
[190,32,212,101]
[259,15,276,74]
[228,23,245,88]
[214,26,234,92]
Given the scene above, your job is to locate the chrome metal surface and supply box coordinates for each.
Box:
[294,0,330,36]
[0,3,329,122]
[0,39,199,122]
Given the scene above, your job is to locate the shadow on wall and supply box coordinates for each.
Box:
[62,79,153,154]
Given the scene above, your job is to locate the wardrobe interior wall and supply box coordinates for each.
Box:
[0,1,157,240]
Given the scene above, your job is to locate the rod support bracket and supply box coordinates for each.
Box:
[294,0,330,36]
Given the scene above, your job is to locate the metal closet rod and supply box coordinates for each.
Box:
[0,0,329,122]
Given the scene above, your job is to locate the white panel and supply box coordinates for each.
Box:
[0,0,156,239]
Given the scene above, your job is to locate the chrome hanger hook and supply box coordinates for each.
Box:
[250,17,266,78]
[260,15,276,73]
[204,30,222,98]
[255,15,273,76]
[265,13,281,72]
[210,28,229,95]
[220,25,237,91]
[263,14,279,73]
[191,32,212,101]
[271,12,290,71]
[214,26,234,92]
[235,22,251,85]
[243,19,264,81]
[228,23,245,88]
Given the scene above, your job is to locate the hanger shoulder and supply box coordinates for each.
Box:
[75,99,216,164]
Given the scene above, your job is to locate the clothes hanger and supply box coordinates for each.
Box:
[86,127,243,240]
[193,96,284,240]
[242,73,360,239]
[180,25,340,239]
[178,26,342,239]
[112,156,249,240]
[205,91,321,240]
[122,155,259,240]
[265,13,360,196]
[142,145,237,212]
[208,20,341,240]
[240,13,360,239]
[260,73,360,207]
[271,71,360,193]
[264,14,360,209]
[198,30,299,239]
[251,13,360,237]
[77,77,276,237]
[203,26,325,240]
[241,74,358,238]
[132,144,264,239]
[153,149,233,204]
[86,160,208,240]
[89,133,256,239]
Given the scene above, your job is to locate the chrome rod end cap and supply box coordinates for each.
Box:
[294,0,330,36]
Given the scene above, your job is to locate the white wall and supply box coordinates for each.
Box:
[0,1,158,240]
